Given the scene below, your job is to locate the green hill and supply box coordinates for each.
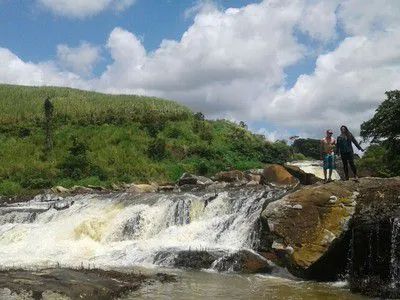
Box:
[0,84,292,197]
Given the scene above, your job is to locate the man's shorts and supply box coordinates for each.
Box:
[323,154,335,170]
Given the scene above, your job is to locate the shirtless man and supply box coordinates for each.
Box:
[320,129,336,183]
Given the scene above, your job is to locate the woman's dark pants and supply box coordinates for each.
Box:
[341,152,357,180]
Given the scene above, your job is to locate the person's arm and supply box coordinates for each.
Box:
[335,137,340,156]
[351,135,364,151]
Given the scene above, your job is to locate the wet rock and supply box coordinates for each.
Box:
[178,173,213,186]
[260,180,358,280]
[263,164,299,186]
[284,164,320,185]
[0,268,173,300]
[128,183,158,193]
[87,185,106,191]
[215,170,245,183]
[245,174,263,184]
[70,186,94,194]
[155,250,224,269]
[158,185,176,192]
[348,178,400,298]
[214,250,272,273]
[51,186,70,194]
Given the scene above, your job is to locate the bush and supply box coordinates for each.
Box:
[148,138,167,161]
[0,180,22,196]
[292,138,320,160]
[357,144,393,177]
[291,153,307,161]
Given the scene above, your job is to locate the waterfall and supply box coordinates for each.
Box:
[390,218,400,288]
[0,188,277,270]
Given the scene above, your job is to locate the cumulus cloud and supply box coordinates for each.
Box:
[0,47,86,88]
[1,0,399,139]
[37,0,136,18]
[57,42,101,77]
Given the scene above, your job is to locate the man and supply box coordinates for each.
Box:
[320,129,336,183]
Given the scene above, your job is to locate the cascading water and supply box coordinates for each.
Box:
[0,187,282,270]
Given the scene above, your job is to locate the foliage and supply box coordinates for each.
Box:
[147,138,167,161]
[361,90,400,175]
[292,138,321,160]
[356,144,392,177]
[0,84,296,197]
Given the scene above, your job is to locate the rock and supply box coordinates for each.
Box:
[348,178,400,298]
[284,164,320,185]
[87,185,106,191]
[292,204,303,210]
[178,173,213,186]
[0,268,174,300]
[111,183,122,190]
[51,186,70,194]
[128,183,158,193]
[70,186,93,193]
[155,250,224,270]
[215,170,245,183]
[263,164,299,186]
[245,174,262,184]
[260,180,358,280]
[214,250,272,273]
[246,180,259,186]
[329,195,338,203]
[158,185,175,192]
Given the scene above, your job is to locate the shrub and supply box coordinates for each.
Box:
[148,138,167,161]
[0,180,22,196]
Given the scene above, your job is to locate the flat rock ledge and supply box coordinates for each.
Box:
[0,268,175,300]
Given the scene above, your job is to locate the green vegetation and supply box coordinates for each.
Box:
[0,84,293,197]
[292,138,321,160]
[359,90,400,177]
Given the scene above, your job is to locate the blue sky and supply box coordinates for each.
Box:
[0,0,399,140]
[1,1,264,73]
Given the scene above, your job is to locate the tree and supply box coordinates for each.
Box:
[361,90,400,175]
[292,138,321,160]
[43,97,54,158]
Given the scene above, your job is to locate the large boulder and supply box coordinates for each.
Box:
[348,178,400,298]
[263,164,299,186]
[213,250,272,273]
[260,180,358,280]
[284,164,320,185]
[215,170,245,183]
[154,250,224,270]
[178,173,213,186]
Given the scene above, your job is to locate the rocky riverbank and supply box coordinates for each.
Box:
[258,176,400,298]
[0,268,175,300]
[1,161,400,299]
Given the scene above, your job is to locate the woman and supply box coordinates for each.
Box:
[336,125,364,181]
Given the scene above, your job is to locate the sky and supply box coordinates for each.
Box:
[0,0,399,141]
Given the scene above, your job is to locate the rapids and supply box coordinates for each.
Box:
[0,188,283,270]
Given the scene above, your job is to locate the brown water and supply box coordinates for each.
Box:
[128,270,367,300]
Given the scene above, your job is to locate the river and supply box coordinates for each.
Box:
[0,176,369,299]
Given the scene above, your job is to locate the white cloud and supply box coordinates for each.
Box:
[37,0,136,18]
[57,42,101,77]
[0,47,86,88]
[1,0,399,140]
[338,0,400,35]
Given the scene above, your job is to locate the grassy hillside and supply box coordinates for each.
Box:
[0,84,292,197]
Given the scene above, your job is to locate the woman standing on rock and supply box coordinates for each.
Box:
[336,125,364,181]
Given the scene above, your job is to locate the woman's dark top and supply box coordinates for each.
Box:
[336,134,363,154]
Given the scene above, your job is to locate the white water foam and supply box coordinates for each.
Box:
[0,189,272,270]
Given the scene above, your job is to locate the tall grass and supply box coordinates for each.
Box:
[0,84,293,197]
[0,84,191,128]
